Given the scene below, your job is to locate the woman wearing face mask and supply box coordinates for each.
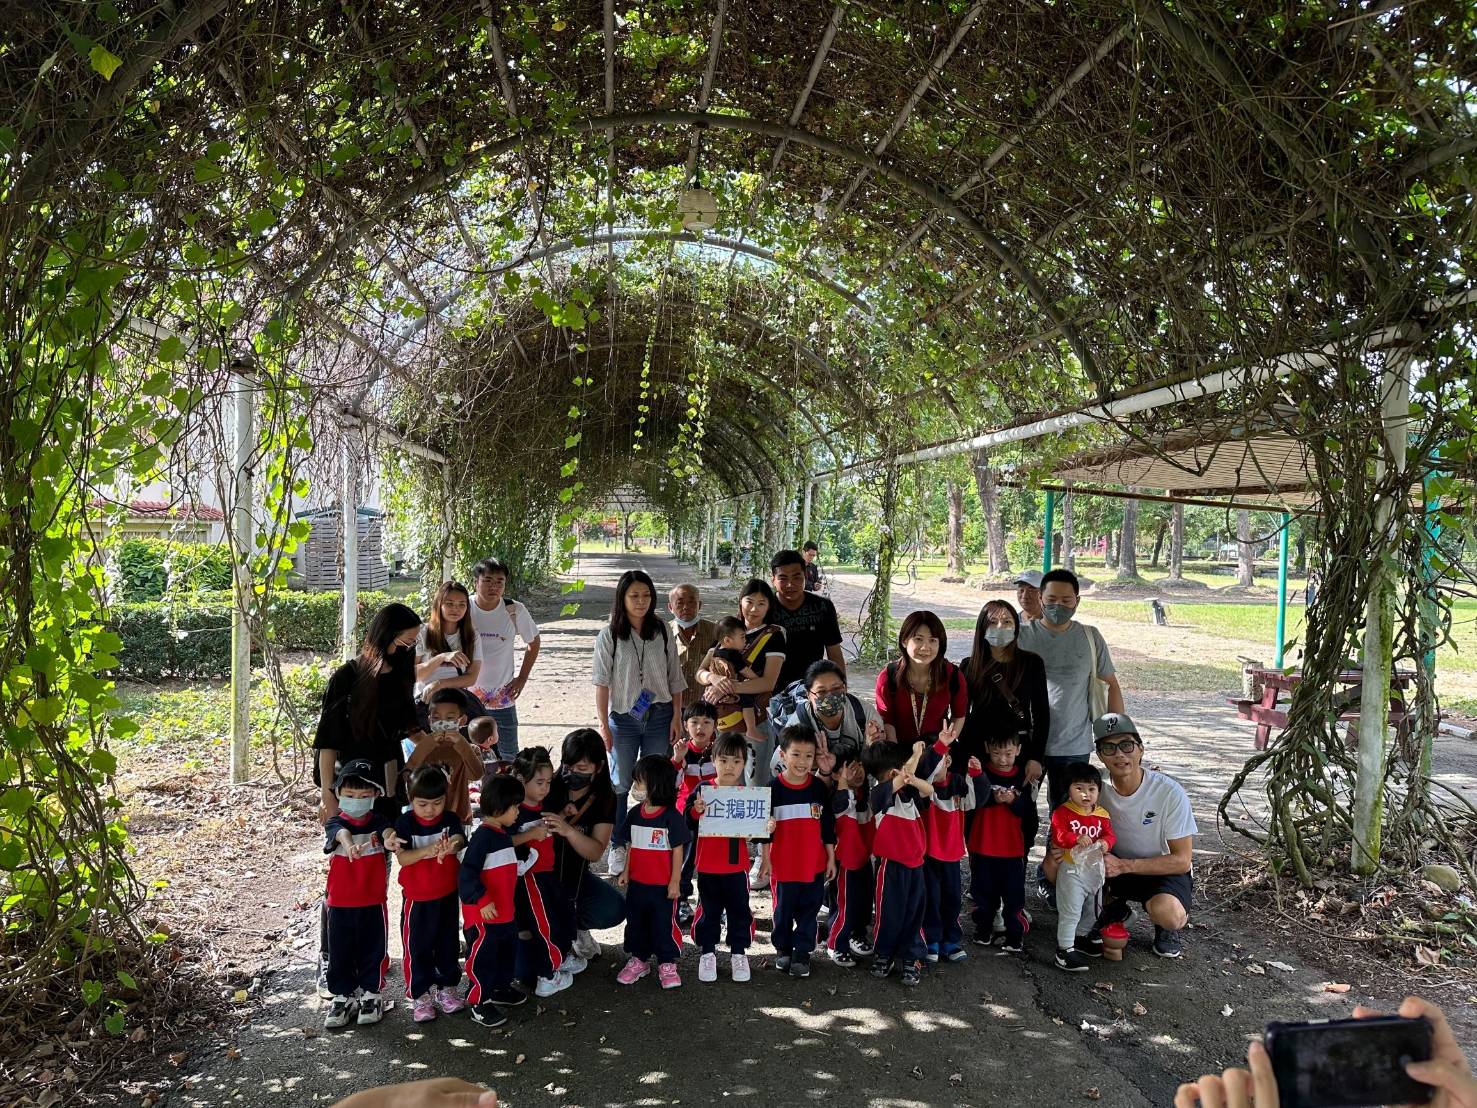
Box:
[874,610,969,747]
[542,727,627,958]
[958,600,1049,785]
[773,660,884,775]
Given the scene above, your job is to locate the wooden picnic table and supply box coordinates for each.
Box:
[1229,667,1416,750]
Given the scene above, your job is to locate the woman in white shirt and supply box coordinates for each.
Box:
[415,582,483,714]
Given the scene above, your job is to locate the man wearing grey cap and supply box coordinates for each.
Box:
[1013,569,1044,623]
[1090,712,1196,959]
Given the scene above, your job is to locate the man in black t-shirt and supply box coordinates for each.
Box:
[769,550,845,689]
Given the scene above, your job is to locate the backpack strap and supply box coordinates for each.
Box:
[847,693,867,735]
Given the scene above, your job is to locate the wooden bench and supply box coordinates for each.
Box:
[1228,696,1411,750]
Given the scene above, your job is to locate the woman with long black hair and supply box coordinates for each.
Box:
[543,727,627,957]
[958,599,1049,778]
[314,602,429,820]
[591,569,685,875]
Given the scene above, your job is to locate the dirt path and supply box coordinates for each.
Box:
[120,550,1477,1108]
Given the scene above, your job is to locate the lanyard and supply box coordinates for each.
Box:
[910,688,927,736]
[634,635,649,685]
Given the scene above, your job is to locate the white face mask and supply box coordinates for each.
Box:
[338,795,375,819]
[428,718,461,733]
[629,788,647,805]
[985,627,1015,648]
[672,614,701,629]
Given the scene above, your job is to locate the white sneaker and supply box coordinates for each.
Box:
[748,858,765,891]
[606,846,628,877]
[535,970,573,997]
[731,953,751,982]
[698,952,718,983]
[562,953,589,976]
[572,929,600,959]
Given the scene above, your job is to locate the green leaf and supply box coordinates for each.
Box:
[104,1012,125,1035]
[245,209,275,235]
[89,45,123,80]
[193,157,223,184]
[116,971,137,990]
[81,979,104,1005]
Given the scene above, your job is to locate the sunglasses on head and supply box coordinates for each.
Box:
[1096,738,1141,755]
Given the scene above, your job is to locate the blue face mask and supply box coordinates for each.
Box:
[338,796,375,819]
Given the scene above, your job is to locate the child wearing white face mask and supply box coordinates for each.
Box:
[404,688,485,822]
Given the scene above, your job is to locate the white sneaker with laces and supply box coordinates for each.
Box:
[535,970,573,997]
[562,952,589,975]
[731,953,751,982]
[698,952,718,982]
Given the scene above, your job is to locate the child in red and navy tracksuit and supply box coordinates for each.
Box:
[967,732,1036,952]
[759,725,836,979]
[613,754,692,988]
[322,760,395,1029]
[673,701,719,922]
[685,732,756,983]
[865,740,935,986]
[459,775,532,1028]
[509,747,581,997]
[826,740,874,967]
[393,766,468,1023]
[919,732,982,964]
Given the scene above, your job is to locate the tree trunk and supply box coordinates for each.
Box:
[1149,517,1167,568]
[1118,496,1140,578]
[971,447,1010,575]
[1294,527,1307,574]
[622,512,635,551]
[1104,530,1117,572]
[1236,510,1255,586]
[1059,487,1075,572]
[945,479,967,575]
[1168,503,1185,579]
[861,464,900,662]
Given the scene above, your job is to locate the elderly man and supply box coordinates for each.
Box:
[668,583,717,693]
[1013,569,1044,623]
[1091,712,1196,959]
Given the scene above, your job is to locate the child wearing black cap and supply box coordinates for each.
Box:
[322,759,397,1029]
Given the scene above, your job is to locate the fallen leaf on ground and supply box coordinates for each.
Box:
[949,1073,963,1086]
[1094,981,1114,992]
[515,1054,525,1064]
[1132,1002,1148,1016]
[1323,982,1351,993]
[1221,1004,1234,1017]
[1246,963,1266,975]
[1415,946,1442,966]
[1267,961,1296,973]
[1085,1088,1101,1100]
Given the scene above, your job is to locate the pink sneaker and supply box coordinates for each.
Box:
[616,956,650,985]
[411,993,437,1023]
[434,987,466,1014]
[657,962,681,989]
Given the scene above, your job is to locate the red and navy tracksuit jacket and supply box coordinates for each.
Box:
[869,777,929,965]
[675,741,717,901]
[323,811,393,997]
[613,803,692,963]
[767,774,835,958]
[458,822,521,1004]
[920,745,981,949]
[827,784,874,952]
[683,783,754,955]
[512,802,574,979]
[393,810,464,999]
[967,764,1037,942]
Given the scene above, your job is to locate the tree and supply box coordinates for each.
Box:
[1059,487,1076,572]
[1167,502,1186,580]
[971,447,1010,575]
[1236,510,1255,586]
[945,479,967,575]
[1117,494,1141,579]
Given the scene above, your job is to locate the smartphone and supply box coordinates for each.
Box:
[1265,1015,1434,1108]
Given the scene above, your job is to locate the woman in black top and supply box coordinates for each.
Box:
[958,599,1049,785]
[313,602,427,820]
[542,727,626,943]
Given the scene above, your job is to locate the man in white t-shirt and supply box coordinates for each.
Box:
[1086,712,1197,960]
[467,558,541,760]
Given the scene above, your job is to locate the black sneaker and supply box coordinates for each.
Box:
[1055,948,1091,972]
[971,931,994,947]
[900,961,922,987]
[1153,926,1184,959]
[999,939,1024,954]
[789,954,811,979]
[323,995,356,1029]
[488,987,528,1008]
[773,953,792,973]
[1076,930,1105,958]
[870,958,894,980]
[830,948,856,968]
[470,1002,508,1028]
[676,901,695,928]
[1036,878,1055,906]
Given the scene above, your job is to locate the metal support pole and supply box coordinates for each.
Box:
[1353,350,1412,875]
[228,366,255,785]
[440,463,455,583]
[1273,512,1290,669]
[1041,490,1056,573]
[341,440,359,658]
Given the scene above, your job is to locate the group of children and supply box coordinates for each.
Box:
[318,695,1124,1030]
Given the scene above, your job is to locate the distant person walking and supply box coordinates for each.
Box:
[801,540,825,594]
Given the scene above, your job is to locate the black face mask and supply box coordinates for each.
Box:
[562,769,593,790]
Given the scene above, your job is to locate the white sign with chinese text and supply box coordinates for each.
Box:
[697,786,772,838]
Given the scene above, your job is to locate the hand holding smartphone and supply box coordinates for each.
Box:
[1266,1015,1434,1107]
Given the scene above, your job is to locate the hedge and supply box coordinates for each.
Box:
[116,537,235,601]
[108,589,396,680]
